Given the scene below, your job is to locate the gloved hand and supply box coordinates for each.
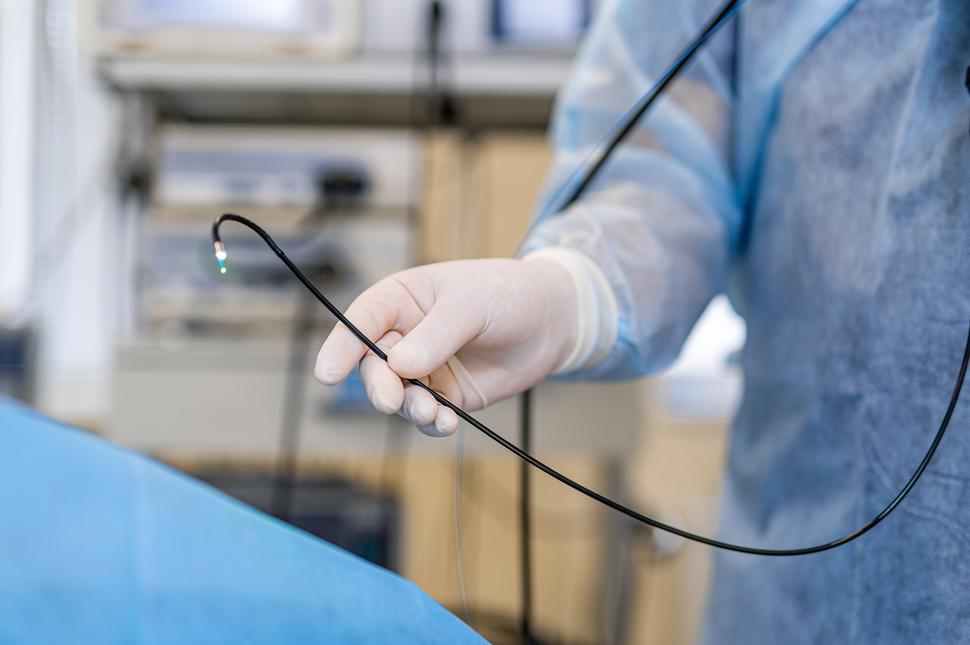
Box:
[314,257,579,436]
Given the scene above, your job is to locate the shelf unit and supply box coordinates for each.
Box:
[101,53,571,96]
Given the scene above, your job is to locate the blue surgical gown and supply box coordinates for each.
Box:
[0,399,483,644]
[521,0,970,642]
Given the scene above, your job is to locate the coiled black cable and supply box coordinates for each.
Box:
[212,213,970,556]
[210,0,970,558]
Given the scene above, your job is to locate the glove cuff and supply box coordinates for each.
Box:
[524,247,618,375]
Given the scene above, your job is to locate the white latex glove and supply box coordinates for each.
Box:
[314,257,581,437]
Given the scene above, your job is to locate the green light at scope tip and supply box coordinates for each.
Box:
[214,241,228,275]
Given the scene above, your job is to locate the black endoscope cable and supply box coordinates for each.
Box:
[210,0,970,556]
[211,213,970,557]
[539,0,746,216]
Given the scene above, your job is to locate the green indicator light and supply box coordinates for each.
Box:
[214,241,229,276]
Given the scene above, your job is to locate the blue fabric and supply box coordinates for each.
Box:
[0,398,483,644]
[523,0,970,642]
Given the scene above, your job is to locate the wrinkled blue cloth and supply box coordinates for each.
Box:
[0,398,482,644]
[523,0,970,642]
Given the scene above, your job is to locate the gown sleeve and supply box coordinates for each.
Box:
[521,0,744,379]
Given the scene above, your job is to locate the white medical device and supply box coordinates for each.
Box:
[86,0,359,59]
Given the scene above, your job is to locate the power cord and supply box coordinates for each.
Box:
[454,425,470,624]
[269,285,322,521]
[515,0,744,635]
[417,0,472,622]
[519,389,534,643]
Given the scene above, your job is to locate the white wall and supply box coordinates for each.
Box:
[0,0,35,320]
[20,0,123,422]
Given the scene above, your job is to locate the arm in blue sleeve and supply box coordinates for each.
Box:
[521,0,744,380]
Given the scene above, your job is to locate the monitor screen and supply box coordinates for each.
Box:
[106,0,314,32]
[492,0,593,46]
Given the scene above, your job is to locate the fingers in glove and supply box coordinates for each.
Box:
[316,278,418,385]
[412,363,463,437]
[387,296,485,380]
[358,331,405,414]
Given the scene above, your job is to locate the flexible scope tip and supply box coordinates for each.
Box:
[214,240,228,275]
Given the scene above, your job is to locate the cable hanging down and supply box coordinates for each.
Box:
[211,213,970,557]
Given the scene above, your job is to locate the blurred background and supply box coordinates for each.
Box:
[0,1,745,642]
